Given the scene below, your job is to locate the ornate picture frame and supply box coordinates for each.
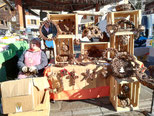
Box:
[39,20,60,41]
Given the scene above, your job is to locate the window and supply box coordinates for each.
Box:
[0,20,4,24]
[3,7,8,11]
[31,19,36,24]
[91,16,94,21]
[83,15,87,19]
[5,7,8,10]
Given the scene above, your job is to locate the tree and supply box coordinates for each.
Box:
[135,1,141,9]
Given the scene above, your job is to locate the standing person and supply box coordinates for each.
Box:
[41,22,57,59]
[17,38,48,79]
[41,22,57,38]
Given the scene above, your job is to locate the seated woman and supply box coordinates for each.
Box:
[17,38,48,79]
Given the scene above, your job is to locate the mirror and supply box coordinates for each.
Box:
[39,20,59,41]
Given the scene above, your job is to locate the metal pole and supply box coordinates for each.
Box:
[151,91,154,114]
[148,91,154,116]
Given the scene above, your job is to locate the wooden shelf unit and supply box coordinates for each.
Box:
[81,42,110,58]
[110,32,134,55]
[110,75,141,111]
[107,10,141,29]
[47,14,78,63]
[48,14,78,36]
[54,37,74,64]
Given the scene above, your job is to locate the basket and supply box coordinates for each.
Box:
[136,67,154,90]
[116,4,131,11]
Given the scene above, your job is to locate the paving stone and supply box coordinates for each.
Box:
[140,85,153,100]
[60,100,98,111]
[50,101,62,111]
[72,107,102,116]
[50,111,73,116]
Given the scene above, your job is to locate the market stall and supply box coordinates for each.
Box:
[37,4,154,111]
[1,0,154,116]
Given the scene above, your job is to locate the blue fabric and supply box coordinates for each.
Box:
[142,16,148,28]
[138,36,148,40]
[45,40,54,48]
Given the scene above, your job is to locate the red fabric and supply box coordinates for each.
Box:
[48,79,54,99]
[49,86,110,100]
[141,63,146,72]
[28,49,35,52]
[44,66,51,77]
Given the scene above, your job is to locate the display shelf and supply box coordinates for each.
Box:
[110,75,141,111]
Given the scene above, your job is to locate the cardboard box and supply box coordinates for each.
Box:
[1,77,49,114]
[8,90,50,116]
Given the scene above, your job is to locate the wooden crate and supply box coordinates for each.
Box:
[48,14,78,37]
[81,42,110,58]
[54,38,74,64]
[110,75,141,111]
[107,10,141,29]
[110,32,134,56]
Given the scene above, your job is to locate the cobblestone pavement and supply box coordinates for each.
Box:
[50,85,153,116]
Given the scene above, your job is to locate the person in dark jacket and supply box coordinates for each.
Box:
[41,22,57,38]
[17,38,48,79]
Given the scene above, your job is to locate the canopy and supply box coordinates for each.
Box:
[10,0,121,12]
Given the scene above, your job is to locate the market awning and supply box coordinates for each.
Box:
[10,0,121,12]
